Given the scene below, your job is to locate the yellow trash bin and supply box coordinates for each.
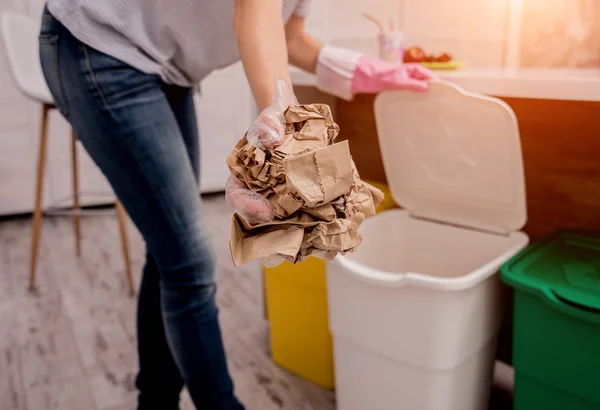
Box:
[263,180,395,389]
[264,257,335,389]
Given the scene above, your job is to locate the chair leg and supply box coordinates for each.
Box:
[115,200,135,296]
[29,105,50,290]
[71,130,82,257]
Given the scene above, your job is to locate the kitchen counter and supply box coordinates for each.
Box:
[291,67,600,102]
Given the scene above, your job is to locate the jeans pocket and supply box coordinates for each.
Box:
[39,12,69,115]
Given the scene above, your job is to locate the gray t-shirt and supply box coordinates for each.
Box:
[48,0,311,87]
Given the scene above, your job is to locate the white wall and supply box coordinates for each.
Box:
[402,0,509,68]
[305,0,511,68]
[521,0,600,68]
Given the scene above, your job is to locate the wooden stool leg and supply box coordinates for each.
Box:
[29,105,50,290]
[71,130,82,257]
[115,200,135,296]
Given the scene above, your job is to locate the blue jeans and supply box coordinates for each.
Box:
[39,6,244,410]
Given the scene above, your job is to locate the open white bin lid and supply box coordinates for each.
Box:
[374,81,527,235]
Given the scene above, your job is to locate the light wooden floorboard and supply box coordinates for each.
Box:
[0,194,335,410]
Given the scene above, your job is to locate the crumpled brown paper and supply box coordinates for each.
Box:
[227,104,384,266]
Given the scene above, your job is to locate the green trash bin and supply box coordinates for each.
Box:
[501,229,600,410]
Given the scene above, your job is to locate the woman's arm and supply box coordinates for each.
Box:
[234,0,293,111]
[285,15,322,74]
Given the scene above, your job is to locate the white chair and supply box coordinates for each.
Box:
[1,12,134,294]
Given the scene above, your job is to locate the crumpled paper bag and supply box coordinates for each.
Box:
[227,104,384,266]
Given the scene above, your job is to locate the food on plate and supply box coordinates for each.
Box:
[403,47,453,64]
[436,52,452,63]
[403,46,426,63]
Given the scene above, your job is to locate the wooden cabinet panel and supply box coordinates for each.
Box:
[502,97,600,239]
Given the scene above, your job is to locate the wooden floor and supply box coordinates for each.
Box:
[0,194,335,410]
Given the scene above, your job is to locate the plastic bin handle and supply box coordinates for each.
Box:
[542,288,600,324]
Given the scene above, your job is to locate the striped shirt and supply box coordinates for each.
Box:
[47,0,312,87]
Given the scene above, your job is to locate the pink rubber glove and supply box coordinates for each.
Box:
[316,46,436,100]
[352,56,436,93]
[226,79,297,224]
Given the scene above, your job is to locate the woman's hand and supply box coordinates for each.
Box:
[226,79,297,223]
[351,57,437,93]
[225,175,274,224]
[246,79,297,149]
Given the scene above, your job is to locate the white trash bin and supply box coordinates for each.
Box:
[328,82,529,410]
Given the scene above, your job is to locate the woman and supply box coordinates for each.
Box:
[39,1,434,408]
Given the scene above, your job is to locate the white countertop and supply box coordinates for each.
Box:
[291,67,600,102]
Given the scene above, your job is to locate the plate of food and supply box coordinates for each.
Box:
[403,46,464,70]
